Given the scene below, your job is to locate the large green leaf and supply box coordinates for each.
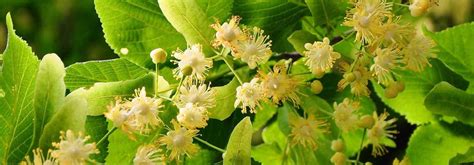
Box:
[304,0,347,26]
[430,22,474,83]
[84,73,164,116]
[184,149,219,165]
[0,13,39,163]
[251,143,283,165]
[39,89,88,151]
[407,122,474,165]
[159,0,233,55]
[33,54,66,148]
[85,115,109,163]
[208,78,240,120]
[252,102,277,131]
[233,0,308,52]
[373,60,468,125]
[95,0,186,67]
[65,58,149,90]
[223,117,252,165]
[425,82,474,126]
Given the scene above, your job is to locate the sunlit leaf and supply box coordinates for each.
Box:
[425,82,474,126]
[223,117,252,165]
[0,13,39,163]
[65,58,149,90]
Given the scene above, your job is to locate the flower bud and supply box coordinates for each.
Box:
[394,81,405,92]
[343,72,356,82]
[181,65,193,76]
[384,85,399,99]
[330,152,346,165]
[358,115,375,129]
[150,48,167,64]
[310,80,323,94]
[331,139,344,152]
[313,69,325,78]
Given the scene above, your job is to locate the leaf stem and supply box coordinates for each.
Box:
[194,137,226,153]
[221,55,243,85]
[356,128,367,164]
[97,127,117,146]
[155,63,160,97]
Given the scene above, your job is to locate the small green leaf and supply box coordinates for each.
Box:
[84,73,157,116]
[33,54,66,148]
[159,0,231,55]
[252,102,277,131]
[208,78,240,120]
[287,30,318,54]
[407,122,474,165]
[65,59,149,90]
[233,0,308,52]
[95,0,186,67]
[425,82,474,126]
[184,149,219,164]
[39,89,88,150]
[430,22,474,83]
[373,60,468,124]
[0,13,39,163]
[251,143,283,165]
[304,0,347,26]
[223,117,252,165]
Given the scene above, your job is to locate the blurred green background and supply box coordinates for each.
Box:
[0,0,472,66]
[0,0,115,66]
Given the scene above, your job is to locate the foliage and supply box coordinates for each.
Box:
[1,0,473,164]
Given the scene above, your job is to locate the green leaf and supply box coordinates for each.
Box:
[252,102,277,131]
[233,0,308,52]
[65,59,149,90]
[425,82,474,126]
[208,78,240,120]
[430,22,474,83]
[223,117,252,165]
[373,60,468,124]
[185,149,219,165]
[407,122,474,165]
[287,30,318,54]
[95,0,186,67]
[304,0,347,26]
[159,0,232,55]
[84,73,161,116]
[33,54,66,148]
[85,115,109,163]
[39,89,88,150]
[251,143,283,165]
[0,13,39,163]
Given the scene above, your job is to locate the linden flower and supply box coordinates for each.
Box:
[374,17,414,47]
[402,34,436,72]
[337,59,371,96]
[343,0,392,44]
[234,78,265,113]
[211,16,246,48]
[21,148,57,165]
[333,98,360,132]
[159,120,199,161]
[129,87,164,134]
[173,44,213,81]
[104,99,137,139]
[177,83,215,109]
[260,65,301,105]
[367,111,398,156]
[303,37,341,74]
[232,27,272,69]
[289,115,328,149]
[133,144,165,165]
[51,130,98,164]
[370,48,400,85]
[177,103,209,129]
[409,0,438,17]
